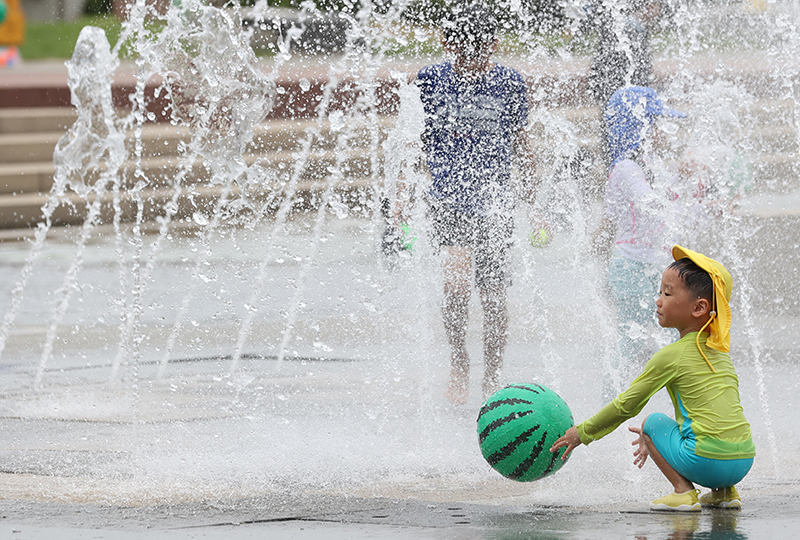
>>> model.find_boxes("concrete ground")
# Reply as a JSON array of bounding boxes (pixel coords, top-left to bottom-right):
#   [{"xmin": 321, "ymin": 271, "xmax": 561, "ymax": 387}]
[
  {"xmin": 0, "ymin": 210, "xmax": 798, "ymax": 540},
  {"xmin": 2, "ymin": 487, "xmax": 799, "ymax": 539}
]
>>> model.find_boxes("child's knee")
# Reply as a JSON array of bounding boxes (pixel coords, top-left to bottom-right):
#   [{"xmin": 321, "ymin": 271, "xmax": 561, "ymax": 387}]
[
  {"xmin": 642, "ymin": 413, "xmax": 656, "ymax": 432},
  {"xmin": 640, "ymin": 416, "xmax": 656, "ymax": 447},
  {"xmin": 642, "ymin": 412, "xmax": 672, "ymax": 439}
]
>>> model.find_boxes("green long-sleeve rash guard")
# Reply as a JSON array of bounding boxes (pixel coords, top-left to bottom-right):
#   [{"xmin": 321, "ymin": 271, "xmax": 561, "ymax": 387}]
[{"xmin": 577, "ymin": 332, "xmax": 756, "ymax": 460}]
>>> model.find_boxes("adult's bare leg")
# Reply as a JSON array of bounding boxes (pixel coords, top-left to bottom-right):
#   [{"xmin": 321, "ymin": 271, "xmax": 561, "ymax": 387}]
[
  {"xmin": 479, "ymin": 285, "xmax": 508, "ymax": 399},
  {"xmin": 442, "ymin": 246, "xmax": 472, "ymax": 404}
]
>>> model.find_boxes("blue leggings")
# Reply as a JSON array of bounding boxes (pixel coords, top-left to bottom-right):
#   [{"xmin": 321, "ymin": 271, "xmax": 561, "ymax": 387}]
[{"xmin": 643, "ymin": 413, "xmax": 753, "ymax": 489}]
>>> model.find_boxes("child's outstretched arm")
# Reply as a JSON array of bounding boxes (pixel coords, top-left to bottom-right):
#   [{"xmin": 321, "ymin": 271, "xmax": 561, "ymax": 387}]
[
  {"xmin": 514, "ymin": 128, "xmax": 539, "ymax": 206},
  {"xmin": 591, "ymin": 215, "xmax": 617, "ymax": 259},
  {"xmin": 515, "ymin": 127, "xmax": 551, "ymax": 244},
  {"xmin": 391, "ymin": 153, "xmax": 425, "ymax": 226},
  {"xmin": 550, "ymin": 426, "xmax": 582, "ymax": 460}
]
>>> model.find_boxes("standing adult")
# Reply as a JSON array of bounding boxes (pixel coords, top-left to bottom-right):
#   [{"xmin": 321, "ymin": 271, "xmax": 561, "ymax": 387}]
[
  {"xmin": 584, "ymin": 0, "xmax": 665, "ymax": 166},
  {"xmin": 587, "ymin": 0, "xmax": 661, "ymax": 106},
  {"xmin": 399, "ymin": 6, "xmax": 538, "ymax": 404}
]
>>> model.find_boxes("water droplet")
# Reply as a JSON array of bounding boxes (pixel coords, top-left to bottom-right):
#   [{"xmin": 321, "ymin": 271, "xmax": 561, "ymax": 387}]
[{"xmin": 192, "ymin": 212, "xmax": 209, "ymax": 226}]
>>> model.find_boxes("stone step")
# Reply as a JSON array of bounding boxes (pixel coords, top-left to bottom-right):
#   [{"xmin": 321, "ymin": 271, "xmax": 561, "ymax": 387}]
[
  {"xmin": 0, "ymin": 162, "xmax": 55, "ymax": 194},
  {"xmin": 0, "ymin": 176, "xmax": 375, "ymax": 229},
  {"xmin": 741, "ymin": 98, "xmax": 797, "ymax": 126},
  {"xmin": 751, "ymin": 125, "xmax": 799, "ymax": 155},
  {"xmin": 4, "ymin": 123, "xmax": 791, "ymax": 167},
  {"xmin": 751, "ymin": 153, "xmax": 800, "ymax": 192},
  {"xmin": 0, "ymin": 148, "xmax": 381, "ymax": 195},
  {"xmin": 0, "ymin": 108, "xmax": 77, "ymax": 134},
  {"xmin": 0, "ymin": 132, "xmax": 62, "ymax": 164},
  {"xmin": 0, "ymin": 99, "xmax": 798, "ymax": 230},
  {"xmin": 0, "ymin": 110, "xmax": 793, "ymax": 162},
  {"xmin": 0, "ymin": 144, "xmax": 796, "ymax": 221},
  {"xmin": 0, "ymin": 117, "xmax": 395, "ymax": 163}
]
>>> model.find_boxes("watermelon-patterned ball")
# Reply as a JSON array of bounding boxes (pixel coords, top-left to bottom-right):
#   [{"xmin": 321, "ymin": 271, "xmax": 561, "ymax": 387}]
[{"xmin": 477, "ymin": 383, "xmax": 574, "ymax": 482}]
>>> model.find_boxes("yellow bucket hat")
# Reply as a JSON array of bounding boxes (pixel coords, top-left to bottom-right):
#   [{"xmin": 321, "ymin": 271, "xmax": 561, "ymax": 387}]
[{"xmin": 672, "ymin": 245, "xmax": 732, "ymax": 372}]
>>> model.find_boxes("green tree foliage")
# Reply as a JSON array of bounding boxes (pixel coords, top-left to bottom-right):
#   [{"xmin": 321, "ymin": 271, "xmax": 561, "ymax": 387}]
[
  {"xmin": 84, "ymin": 0, "xmax": 112, "ymax": 15},
  {"xmin": 240, "ymin": 0, "xmax": 564, "ymax": 33},
  {"xmin": 403, "ymin": 0, "xmax": 565, "ymax": 33}
]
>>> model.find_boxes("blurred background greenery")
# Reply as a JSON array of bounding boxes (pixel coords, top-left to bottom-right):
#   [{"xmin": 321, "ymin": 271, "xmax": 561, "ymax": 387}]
[{"xmin": 19, "ymin": 0, "xmax": 569, "ymax": 60}]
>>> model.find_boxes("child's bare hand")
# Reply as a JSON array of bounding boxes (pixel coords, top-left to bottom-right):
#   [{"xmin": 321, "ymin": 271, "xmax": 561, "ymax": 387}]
[
  {"xmin": 550, "ymin": 426, "xmax": 582, "ymax": 461},
  {"xmin": 629, "ymin": 426, "xmax": 649, "ymax": 468}
]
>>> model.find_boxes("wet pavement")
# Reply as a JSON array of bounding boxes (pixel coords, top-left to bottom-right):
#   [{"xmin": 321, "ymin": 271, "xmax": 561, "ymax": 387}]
[
  {"xmin": 2, "ymin": 488, "xmax": 799, "ymax": 539},
  {"xmin": 0, "ymin": 212, "xmax": 797, "ymax": 539}
]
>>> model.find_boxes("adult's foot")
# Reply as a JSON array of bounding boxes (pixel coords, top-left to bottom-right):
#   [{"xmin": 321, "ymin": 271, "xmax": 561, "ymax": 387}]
[{"xmin": 445, "ymin": 365, "xmax": 469, "ymax": 405}]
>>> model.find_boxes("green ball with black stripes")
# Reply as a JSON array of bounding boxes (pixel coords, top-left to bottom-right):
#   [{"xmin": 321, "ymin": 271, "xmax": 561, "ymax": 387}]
[{"xmin": 477, "ymin": 383, "xmax": 574, "ymax": 482}]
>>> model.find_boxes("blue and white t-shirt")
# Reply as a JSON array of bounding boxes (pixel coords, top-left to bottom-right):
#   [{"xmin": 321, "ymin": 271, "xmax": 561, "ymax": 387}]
[
  {"xmin": 605, "ymin": 155, "xmax": 710, "ymax": 266},
  {"xmin": 416, "ymin": 62, "xmax": 529, "ymax": 217},
  {"xmin": 604, "ymin": 158, "xmax": 672, "ymax": 265}
]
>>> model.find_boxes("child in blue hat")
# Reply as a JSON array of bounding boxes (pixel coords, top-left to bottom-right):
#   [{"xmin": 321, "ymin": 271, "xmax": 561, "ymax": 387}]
[{"xmin": 593, "ymin": 86, "xmax": 694, "ymax": 399}]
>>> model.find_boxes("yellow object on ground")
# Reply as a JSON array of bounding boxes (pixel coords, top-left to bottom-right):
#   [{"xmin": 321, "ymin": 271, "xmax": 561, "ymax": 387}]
[
  {"xmin": 0, "ymin": 0, "xmax": 24, "ymax": 47},
  {"xmin": 528, "ymin": 228, "xmax": 550, "ymax": 248}
]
